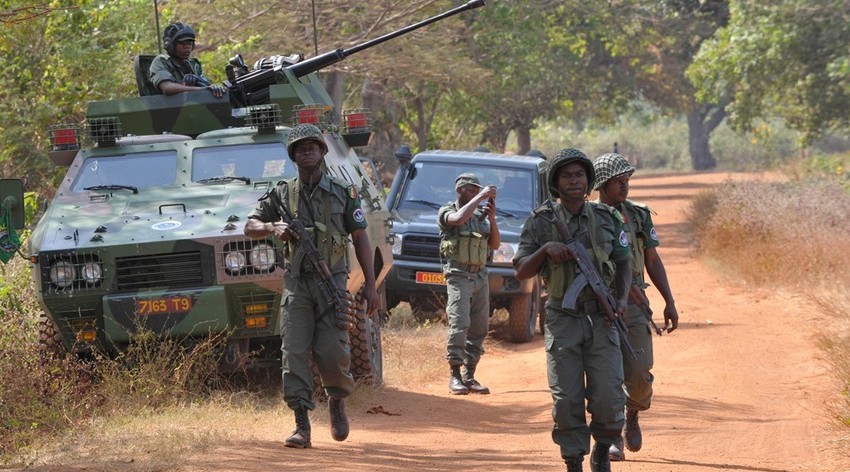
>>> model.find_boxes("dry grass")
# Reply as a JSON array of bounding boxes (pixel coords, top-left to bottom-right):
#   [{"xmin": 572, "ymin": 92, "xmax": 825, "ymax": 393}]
[{"xmin": 688, "ymin": 173, "xmax": 850, "ymax": 445}]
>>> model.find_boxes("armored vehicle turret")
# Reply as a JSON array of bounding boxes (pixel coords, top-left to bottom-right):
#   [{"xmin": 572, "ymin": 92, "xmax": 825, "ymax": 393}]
[{"xmin": 32, "ymin": 0, "xmax": 485, "ymax": 383}]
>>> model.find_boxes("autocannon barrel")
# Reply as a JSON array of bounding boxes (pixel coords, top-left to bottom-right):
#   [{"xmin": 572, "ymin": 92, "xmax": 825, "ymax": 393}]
[{"xmin": 286, "ymin": 0, "xmax": 485, "ymax": 78}]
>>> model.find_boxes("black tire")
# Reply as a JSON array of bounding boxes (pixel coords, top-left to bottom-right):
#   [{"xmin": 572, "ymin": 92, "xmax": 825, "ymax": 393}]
[
  {"xmin": 38, "ymin": 314, "xmax": 65, "ymax": 365},
  {"xmin": 508, "ymin": 279, "xmax": 540, "ymax": 343},
  {"xmin": 349, "ymin": 294, "xmax": 383, "ymax": 385}
]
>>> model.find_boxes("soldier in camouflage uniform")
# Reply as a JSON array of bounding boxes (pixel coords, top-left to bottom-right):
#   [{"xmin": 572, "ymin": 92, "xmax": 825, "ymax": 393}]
[
  {"xmin": 149, "ymin": 22, "xmax": 225, "ymax": 97},
  {"xmin": 438, "ymin": 173, "xmax": 500, "ymax": 395},
  {"xmin": 592, "ymin": 153, "xmax": 679, "ymax": 462},
  {"xmin": 244, "ymin": 123, "xmax": 379, "ymax": 449},
  {"xmin": 513, "ymin": 148, "xmax": 631, "ymax": 472}
]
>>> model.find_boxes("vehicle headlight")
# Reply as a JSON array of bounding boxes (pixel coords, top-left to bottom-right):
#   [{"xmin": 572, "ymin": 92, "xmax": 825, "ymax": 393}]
[
  {"xmin": 492, "ymin": 242, "xmax": 518, "ymax": 264},
  {"xmin": 250, "ymin": 242, "xmax": 277, "ymax": 271},
  {"xmin": 49, "ymin": 260, "xmax": 77, "ymax": 288},
  {"xmin": 391, "ymin": 233, "xmax": 402, "ymax": 255},
  {"xmin": 224, "ymin": 251, "xmax": 247, "ymax": 273},
  {"xmin": 81, "ymin": 261, "xmax": 103, "ymax": 285}
]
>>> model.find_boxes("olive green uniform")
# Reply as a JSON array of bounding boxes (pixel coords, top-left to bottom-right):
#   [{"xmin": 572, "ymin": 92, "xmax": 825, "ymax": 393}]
[
  {"xmin": 248, "ymin": 174, "xmax": 367, "ymax": 411},
  {"xmin": 598, "ymin": 198, "xmax": 659, "ymax": 412},
  {"xmin": 438, "ymin": 202, "xmax": 491, "ymax": 369},
  {"xmin": 514, "ymin": 201, "xmax": 630, "ymax": 459},
  {"xmin": 149, "ymin": 54, "xmax": 206, "ymax": 90}
]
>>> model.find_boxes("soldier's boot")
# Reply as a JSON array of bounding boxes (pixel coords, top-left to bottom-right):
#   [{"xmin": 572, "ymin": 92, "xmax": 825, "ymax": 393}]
[
  {"xmin": 564, "ymin": 456, "xmax": 584, "ymax": 472},
  {"xmin": 463, "ymin": 366, "xmax": 490, "ymax": 394},
  {"xmin": 624, "ymin": 408, "xmax": 642, "ymax": 452},
  {"xmin": 284, "ymin": 407, "xmax": 311, "ymax": 448},
  {"xmin": 449, "ymin": 366, "xmax": 469, "ymax": 395},
  {"xmin": 329, "ymin": 396, "xmax": 349, "ymax": 441},
  {"xmin": 589, "ymin": 441, "xmax": 611, "ymax": 472},
  {"xmin": 608, "ymin": 436, "xmax": 626, "ymax": 461}
]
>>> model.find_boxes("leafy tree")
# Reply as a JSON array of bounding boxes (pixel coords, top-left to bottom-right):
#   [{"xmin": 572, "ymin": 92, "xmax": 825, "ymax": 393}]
[{"xmin": 689, "ymin": 0, "xmax": 850, "ymax": 145}]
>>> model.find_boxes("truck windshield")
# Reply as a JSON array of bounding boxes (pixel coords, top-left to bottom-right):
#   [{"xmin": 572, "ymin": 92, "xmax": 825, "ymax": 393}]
[
  {"xmin": 191, "ymin": 143, "xmax": 296, "ymax": 182},
  {"xmin": 398, "ymin": 162, "xmax": 536, "ymax": 218},
  {"xmin": 71, "ymin": 151, "xmax": 178, "ymax": 192}
]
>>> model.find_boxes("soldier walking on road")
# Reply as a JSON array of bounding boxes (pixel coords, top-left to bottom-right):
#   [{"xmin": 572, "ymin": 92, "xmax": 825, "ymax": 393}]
[
  {"xmin": 513, "ymin": 148, "xmax": 631, "ymax": 472},
  {"xmin": 592, "ymin": 153, "xmax": 679, "ymax": 462},
  {"xmin": 438, "ymin": 173, "xmax": 500, "ymax": 395},
  {"xmin": 244, "ymin": 124, "xmax": 379, "ymax": 449}
]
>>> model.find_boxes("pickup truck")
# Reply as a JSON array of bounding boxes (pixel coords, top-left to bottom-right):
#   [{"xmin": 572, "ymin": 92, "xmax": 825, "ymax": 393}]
[{"xmin": 385, "ymin": 149, "xmax": 547, "ymax": 342}]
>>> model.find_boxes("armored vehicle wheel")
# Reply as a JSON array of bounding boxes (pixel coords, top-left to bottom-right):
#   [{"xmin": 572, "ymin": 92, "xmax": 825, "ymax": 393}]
[
  {"xmin": 38, "ymin": 314, "xmax": 65, "ymax": 365},
  {"xmin": 508, "ymin": 279, "xmax": 540, "ymax": 343},
  {"xmin": 350, "ymin": 292, "xmax": 383, "ymax": 385}
]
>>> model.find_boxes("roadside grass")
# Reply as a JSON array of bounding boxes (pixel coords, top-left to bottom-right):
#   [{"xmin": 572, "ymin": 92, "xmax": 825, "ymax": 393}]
[{"xmin": 687, "ymin": 169, "xmax": 850, "ymax": 443}]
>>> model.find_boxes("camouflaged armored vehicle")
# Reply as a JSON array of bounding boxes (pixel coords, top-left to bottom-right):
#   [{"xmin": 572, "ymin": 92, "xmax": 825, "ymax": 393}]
[{"xmin": 32, "ymin": 0, "xmax": 485, "ymax": 383}]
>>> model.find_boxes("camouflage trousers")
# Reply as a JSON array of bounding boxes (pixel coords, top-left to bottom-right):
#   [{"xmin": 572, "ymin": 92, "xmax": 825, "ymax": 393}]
[
  {"xmin": 622, "ymin": 302, "xmax": 654, "ymax": 411},
  {"xmin": 280, "ymin": 273, "xmax": 354, "ymax": 411},
  {"xmin": 545, "ymin": 302, "xmax": 625, "ymax": 459},
  {"xmin": 444, "ymin": 269, "xmax": 490, "ymax": 369}
]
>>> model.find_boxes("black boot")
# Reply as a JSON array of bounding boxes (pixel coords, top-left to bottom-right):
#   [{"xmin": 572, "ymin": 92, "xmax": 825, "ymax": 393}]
[
  {"xmin": 608, "ymin": 436, "xmax": 625, "ymax": 461},
  {"xmin": 589, "ymin": 441, "xmax": 611, "ymax": 472},
  {"xmin": 624, "ymin": 408, "xmax": 642, "ymax": 452},
  {"xmin": 449, "ymin": 366, "xmax": 469, "ymax": 395},
  {"xmin": 284, "ymin": 407, "xmax": 311, "ymax": 448},
  {"xmin": 564, "ymin": 455, "xmax": 583, "ymax": 472},
  {"xmin": 329, "ymin": 397, "xmax": 349, "ymax": 441},
  {"xmin": 463, "ymin": 366, "xmax": 490, "ymax": 394}
]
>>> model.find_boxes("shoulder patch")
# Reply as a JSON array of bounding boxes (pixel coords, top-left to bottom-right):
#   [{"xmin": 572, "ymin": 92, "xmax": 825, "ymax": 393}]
[
  {"xmin": 619, "ymin": 230, "xmax": 629, "ymax": 247},
  {"xmin": 649, "ymin": 227, "xmax": 659, "ymax": 241},
  {"xmin": 348, "ymin": 186, "xmax": 358, "ymax": 200},
  {"xmin": 353, "ymin": 208, "xmax": 365, "ymax": 223}
]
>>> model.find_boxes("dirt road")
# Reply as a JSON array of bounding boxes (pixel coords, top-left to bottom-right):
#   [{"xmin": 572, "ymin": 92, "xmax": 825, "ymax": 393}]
[{"xmin": 31, "ymin": 172, "xmax": 848, "ymax": 471}]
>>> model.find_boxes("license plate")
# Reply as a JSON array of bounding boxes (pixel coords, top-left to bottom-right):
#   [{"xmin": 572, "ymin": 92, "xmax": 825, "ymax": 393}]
[
  {"xmin": 415, "ymin": 271, "xmax": 446, "ymax": 285},
  {"xmin": 135, "ymin": 296, "xmax": 193, "ymax": 316}
]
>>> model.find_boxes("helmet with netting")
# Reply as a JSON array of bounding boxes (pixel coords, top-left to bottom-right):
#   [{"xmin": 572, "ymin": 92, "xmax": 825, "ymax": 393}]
[
  {"xmin": 547, "ymin": 148, "xmax": 594, "ymax": 197},
  {"xmin": 592, "ymin": 153, "xmax": 635, "ymax": 190},
  {"xmin": 287, "ymin": 124, "xmax": 328, "ymax": 158}
]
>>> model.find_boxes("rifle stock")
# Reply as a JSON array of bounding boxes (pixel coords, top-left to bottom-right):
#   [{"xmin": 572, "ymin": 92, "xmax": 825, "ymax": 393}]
[
  {"xmin": 266, "ymin": 185, "xmax": 356, "ymax": 330},
  {"xmin": 543, "ymin": 201, "xmax": 640, "ymax": 360}
]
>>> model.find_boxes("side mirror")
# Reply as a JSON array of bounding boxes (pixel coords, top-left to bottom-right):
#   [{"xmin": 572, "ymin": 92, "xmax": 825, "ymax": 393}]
[{"xmin": 0, "ymin": 179, "xmax": 25, "ymax": 229}]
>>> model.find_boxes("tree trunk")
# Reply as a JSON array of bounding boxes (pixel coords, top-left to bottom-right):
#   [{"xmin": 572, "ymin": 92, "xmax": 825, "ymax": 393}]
[
  {"xmin": 322, "ymin": 71, "xmax": 344, "ymax": 117},
  {"xmin": 686, "ymin": 100, "xmax": 726, "ymax": 171},
  {"xmin": 516, "ymin": 126, "xmax": 531, "ymax": 155},
  {"xmin": 360, "ymin": 78, "xmax": 403, "ymax": 182},
  {"xmin": 482, "ymin": 122, "xmax": 509, "ymax": 153}
]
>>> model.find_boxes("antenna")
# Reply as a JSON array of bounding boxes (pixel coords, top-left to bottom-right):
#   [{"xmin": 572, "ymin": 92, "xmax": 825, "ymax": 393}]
[
  {"xmin": 154, "ymin": 0, "xmax": 163, "ymax": 54},
  {"xmin": 311, "ymin": 0, "xmax": 319, "ymax": 56}
]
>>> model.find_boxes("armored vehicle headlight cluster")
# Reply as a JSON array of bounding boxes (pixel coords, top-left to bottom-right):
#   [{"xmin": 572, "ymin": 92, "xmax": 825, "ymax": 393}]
[
  {"xmin": 49, "ymin": 260, "xmax": 76, "ymax": 288},
  {"xmin": 224, "ymin": 251, "xmax": 247, "ymax": 273},
  {"xmin": 82, "ymin": 261, "xmax": 103, "ymax": 284},
  {"xmin": 250, "ymin": 242, "xmax": 276, "ymax": 271}
]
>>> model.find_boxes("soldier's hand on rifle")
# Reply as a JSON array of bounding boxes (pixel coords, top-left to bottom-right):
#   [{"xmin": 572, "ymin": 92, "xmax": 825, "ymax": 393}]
[
  {"xmin": 543, "ymin": 241, "xmax": 575, "ymax": 264},
  {"xmin": 615, "ymin": 297, "xmax": 629, "ymax": 321},
  {"xmin": 663, "ymin": 302, "xmax": 679, "ymax": 333},
  {"xmin": 182, "ymin": 74, "xmax": 201, "ymax": 86},
  {"xmin": 270, "ymin": 222, "xmax": 294, "ymax": 241}
]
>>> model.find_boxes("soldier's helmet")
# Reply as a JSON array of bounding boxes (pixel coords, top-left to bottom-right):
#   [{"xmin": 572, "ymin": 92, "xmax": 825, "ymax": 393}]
[
  {"xmin": 163, "ymin": 22, "xmax": 196, "ymax": 56},
  {"xmin": 287, "ymin": 123, "xmax": 328, "ymax": 158},
  {"xmin": 547, "ymin": 148, "xmax": 594, "ymax": 198},
  {"xmin": 592, "ymin": 153, "xmax": 635, "ymax": 190}
]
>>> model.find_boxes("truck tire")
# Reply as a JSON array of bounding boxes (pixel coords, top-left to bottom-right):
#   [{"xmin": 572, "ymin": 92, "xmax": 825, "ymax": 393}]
[
  {"xmin": 508, "ymin": 279, "xmax": 540, "ymax": 343},
  {"xmin": 38, "ymin": 314, "xmax": 65, "ymax": 365}
]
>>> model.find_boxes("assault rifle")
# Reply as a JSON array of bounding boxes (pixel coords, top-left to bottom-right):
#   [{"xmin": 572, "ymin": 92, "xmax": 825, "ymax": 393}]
[
  {"xmin": 542, "ymin": 200, "xmax": 640, "ymax": 360},
  {"xmin": 628, "ymin": 281, "xmax": 664, "ymax": 336},
  {"xmin": 266, "ymin": 184, "xmax": 357, "ymax": 331}
]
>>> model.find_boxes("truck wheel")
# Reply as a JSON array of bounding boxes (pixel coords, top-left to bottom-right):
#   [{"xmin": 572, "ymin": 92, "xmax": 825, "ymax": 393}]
[
  {"xmin": 508, "ymin": 280, "xmax": 540, "ymax": 343},
  {"xmin": 349, "ymin": 293, "xmax": 383, "ymax": 385},
  {"xmin": 38, "ymin": 314, "xmax": 65, "ymax": 365}
]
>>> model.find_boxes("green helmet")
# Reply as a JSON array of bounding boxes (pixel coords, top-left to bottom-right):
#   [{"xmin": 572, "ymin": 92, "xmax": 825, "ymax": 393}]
[
  {"xmin": 547, "ymin": 148, "xmax": 594, "ymax": 197},
  {"xmin": 592, "ymin": 153, "xmax": 634, "ymax": 190},
  {"xmin": 287, "ymin": 123, "xmax": 328, "ymax": 158}
]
